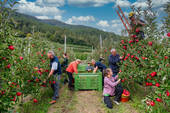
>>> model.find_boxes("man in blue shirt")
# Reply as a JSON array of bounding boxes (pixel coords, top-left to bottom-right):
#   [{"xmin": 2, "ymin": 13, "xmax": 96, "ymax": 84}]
[
  {"xmin": 92, "ymin": 59, "xmax": 107, "ymax": 86},
  {"xmin": 92, "ymin": 59, "xmax": 107, "ymax": 73},
  {"xmin": 109, "ymin": 49, "xmax": 123, "ymax": 77},
  {"xmin": 46, "ymin": 51, "xmax": 62, "ymax": 104}
]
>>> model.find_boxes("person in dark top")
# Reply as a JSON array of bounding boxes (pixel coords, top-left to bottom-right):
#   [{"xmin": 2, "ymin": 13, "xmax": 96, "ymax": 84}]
[
  {"xmin": 61, "ymin": 53, "xmax": 68, "ymax": 72},
  {"xmin": 92, "ymin": 59, "xmax": 107, "ymax": 86},
  {"xmin": 109, "ymin": 49, "xmax": 123, "ymax": 77},
  {"xmin": 129, "ymin": 12, "xmax": 145, "ymax": 39},
  {"xmin": 61, "ymin": 53, "xmax": 69, "ymax": 84},
  {"xmin": 45, "ymin": 50, "xmax": 62, "ymax": 104},
  {"xmin": 92, "ymin": 59, "xmax": 107, "ymax": 73}
]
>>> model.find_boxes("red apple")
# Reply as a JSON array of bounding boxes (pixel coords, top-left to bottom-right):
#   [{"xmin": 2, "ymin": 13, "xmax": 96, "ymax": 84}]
[
  {"xmin": 8, "ymin": 45, "xmax": 15, "ymax": 50},
  {"xmin": 148, "ymin": 41, "xmax": 153, "ymax": 46},
  {"xmin": 6, "ymin": 64, "xmax": 11, "ymax": 69},
  {"xmin": 19, "ymin": 56, "xmax": 23, "ymax": 60},
  {"xmin": 53, "ymin": 81, "xmax": 56, "ymax": 84},
  {"xmin": 136, "ymin": 28, "xmax": 140, "ymax": 33},
  {"xmin": 150, "ymin": 72, "xmax": 157, "ymax": 77},
  {"xmin": 155, "ymin": 83, "xmax": 160, "ymax": 87},
  {"xmin": 33, "ymin": 99, "xmax": 38, "ymax": 103},
  {"xmin": 16, "ymin": 92, "xmax": 22, "ymax": 96},
  {"xmin": 167, "ymin": 32, "xmax": 170, "ymax": 37},
  {"xmin": 132, "ymin": 35, "xmax": 137, "ymax": 38},
  {"xmin": 150, "ymin": 101, "xmax": 155, "ymax": 106},
  {"xmin": 164, "ymin": 56, "xmax": 168, "ymax": 60},
  {"xmin": 166, "ymin": 90, "xmax": 170, "ymax": 96},
  {"xmin": 156, "ymin": 98, "xmax": 162, "ymax": 102},
  {"xmin": 123, "ymin": 46, "xmax": 127, "ymax": 50}
]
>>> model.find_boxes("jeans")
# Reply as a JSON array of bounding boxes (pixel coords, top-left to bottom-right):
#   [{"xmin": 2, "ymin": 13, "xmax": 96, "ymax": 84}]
[
  {"xmin": 104, "ymin": 83, "xmax": 123, "ymax": 109},
  {"xmin": 114, "ymin": 83, "xmax": 123, "ymax": 102},
  {"xmin": 51, "ymin": 75, "xmax": 60, "ymax": 100},
  {"xmin": 67, "ymin": 72, "xmax": 74, "ymax": 88},
  {"xmin": 102, "ymin": 69, "xmax": 106, "ymax": 87},
  {"xmin": 104, "ymin": 96, "xmax": 113, "ymax": 109}
]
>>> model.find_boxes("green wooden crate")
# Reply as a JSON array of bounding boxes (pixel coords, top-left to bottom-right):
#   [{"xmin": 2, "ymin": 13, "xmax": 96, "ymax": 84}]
[
  {"xmin": 77, "ymin": 64, "xmax": 88, "ymax": 72},
  {"xmin": 74, "ymin": 72, "xmax": 102, "ymax": 91}
]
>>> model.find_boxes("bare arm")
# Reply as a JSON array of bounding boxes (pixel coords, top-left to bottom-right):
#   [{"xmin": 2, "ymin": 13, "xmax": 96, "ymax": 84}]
[
  {"xmin": 48, "ymin": 69, "xmax": 54, "ymax": 79},
  {"xmin": 93, "ymin": 66, "xmax": 98, "ymax": 73}
]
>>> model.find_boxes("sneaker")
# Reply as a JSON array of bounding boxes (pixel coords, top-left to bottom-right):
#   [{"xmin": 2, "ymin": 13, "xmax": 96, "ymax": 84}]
[
  {"xmin": 113, "ymin": 100, "xmax": 120, "ymax": 105},
  {"xmin": 49, "ymin": 100, "xmax": 56, "ymax": 104}
]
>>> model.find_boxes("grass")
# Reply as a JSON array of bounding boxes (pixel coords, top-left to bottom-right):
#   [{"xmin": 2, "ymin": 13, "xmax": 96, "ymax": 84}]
[
  {"xmin": 16, "ymin": 83, "xmax": 158, "ymax": 113},
  {"xmin": 16, "ymin": 84, "xmax": 77, "ymax": 113},
  {"xmin": 17, "ymin": 87, "xmax": 53, "ymax": 113},
  {"xmin": 49, "ymin": 86, "xmax": 77, "ymax": 113}
]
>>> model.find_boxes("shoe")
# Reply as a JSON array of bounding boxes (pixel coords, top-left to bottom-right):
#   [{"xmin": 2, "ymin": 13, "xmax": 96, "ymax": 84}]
[
  {"xmin": 69, "ymin": 87, "xmax": 74, "ymax": 91},
  {"xmin": 113, "ymin": 100, "xmax": 120, "ymax": 105},
  {"xmin": 49, "ymin": 100, "xmax": 56, "ymax": 104}
]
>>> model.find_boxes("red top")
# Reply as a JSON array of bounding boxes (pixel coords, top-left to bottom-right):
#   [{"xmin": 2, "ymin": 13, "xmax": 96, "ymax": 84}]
[{"xmin": 66, "ymin": 61, "xmax": 78, "ymax": 74}]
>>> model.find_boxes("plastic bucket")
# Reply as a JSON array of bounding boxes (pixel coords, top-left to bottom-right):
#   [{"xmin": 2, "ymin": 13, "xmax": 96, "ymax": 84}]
[{"xmin": 121, "ymin": 94, "xmax": 130, "ymax": 102}]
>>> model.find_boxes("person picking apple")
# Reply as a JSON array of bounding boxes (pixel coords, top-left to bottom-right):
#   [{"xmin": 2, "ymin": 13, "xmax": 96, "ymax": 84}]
[{"xmin": 44, "ymin": 50, "xmax": 62, "ymax": 104}]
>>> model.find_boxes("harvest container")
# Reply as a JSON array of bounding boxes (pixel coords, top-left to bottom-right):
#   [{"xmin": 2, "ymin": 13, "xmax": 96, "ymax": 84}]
[{"xmin": 74, "ymin": 64, "xmax": 102, "ymax": 91}]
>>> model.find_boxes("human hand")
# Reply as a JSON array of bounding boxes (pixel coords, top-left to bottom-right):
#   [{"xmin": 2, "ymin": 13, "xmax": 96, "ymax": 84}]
[
  {"xmin": 120, "ymin": 56, "xmax": 123, "ymax": 60},
  {"xmin": 117, "ymin": 79, "xmax": 121, "ymax": 83}
]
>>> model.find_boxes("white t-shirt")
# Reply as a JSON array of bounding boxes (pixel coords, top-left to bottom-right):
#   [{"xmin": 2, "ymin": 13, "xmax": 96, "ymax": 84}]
[{"xmin": 51, "ymin": 62, "xmax": 58, "ymax": 70}]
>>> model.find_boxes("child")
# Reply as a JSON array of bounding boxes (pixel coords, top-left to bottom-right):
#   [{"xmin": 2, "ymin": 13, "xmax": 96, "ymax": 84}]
[
  {"xmin": 86, "ymin": 63, "xmax": 94, "ymax": 72},
  {"xmin": 103, "ymin": 68, "xmax": 123, "ymax": 109}
]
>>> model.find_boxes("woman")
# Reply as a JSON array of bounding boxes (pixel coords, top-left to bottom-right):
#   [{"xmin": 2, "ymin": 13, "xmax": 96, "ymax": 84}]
[{"xmin": 103, "ymin": 68, "xmax": 123, "ymax": 109}]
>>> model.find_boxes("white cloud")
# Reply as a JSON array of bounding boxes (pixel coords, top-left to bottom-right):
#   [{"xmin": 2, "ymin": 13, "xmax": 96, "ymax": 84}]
[
  {"xmin": 66, "ymin": 16, "xmax": 95, "ymax": 24},
  {"xmin": 36, "ymin": 0, "xmax": 65, "ymax": 7},
  {"xmin": 95, "ymin": 19, "xmax": 125, "ymax": 34},
  {"xmin": 15, "ymin": 0, "xmax": 64, "ymax": 20},
  {"xmin": 36, "ymin": 16, "xmax": 49, "ymax": 19},
  {"xmin": 132, "ymin": 0, "xmax": 169, "ymax": 8},
  {"xmin": 132, "ymin": 1, "xmax": 147, "ymax": 8},
  {"xmin": 68, "ymin": 0, "xmax": 115, "ymax": 7},
  {"xmin": 115, "ymin": 0, "xmax": 131, "ymax": 7},
  {"xmin": 54, "ymin": 15, "xmax": 62, "ymax": 20},
  {"xmin": 152, "ymin": 0, "xmax": 169, "ymax": 7},
  {"xmin": 109, "ymin": 19, "xmax": 124, "ymax": 35},
  {"xmin": 97, "ymin": 20, "xmax": 109, "ymax": 27}
]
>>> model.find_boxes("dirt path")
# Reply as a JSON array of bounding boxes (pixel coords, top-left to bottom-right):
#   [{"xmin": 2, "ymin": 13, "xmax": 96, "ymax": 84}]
[
  {"xmin": 48, "ymin": 88, "xmax": 140, "ymax": 113},
  {"xmin": 71, "ymin": 91, "xmax": 105, "ymax": 113}
]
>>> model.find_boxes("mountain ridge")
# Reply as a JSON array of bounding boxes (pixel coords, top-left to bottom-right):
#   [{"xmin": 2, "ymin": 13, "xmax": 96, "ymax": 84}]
[{"xmin": 12, "ymin": 12, "xmax": 120, "ymax": 46}]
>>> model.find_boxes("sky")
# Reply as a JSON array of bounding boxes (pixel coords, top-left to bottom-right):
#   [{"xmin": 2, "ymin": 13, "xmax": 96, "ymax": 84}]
[{"xmin": 14, "ymin": 0, "xmax": 169, "ymax": 34}]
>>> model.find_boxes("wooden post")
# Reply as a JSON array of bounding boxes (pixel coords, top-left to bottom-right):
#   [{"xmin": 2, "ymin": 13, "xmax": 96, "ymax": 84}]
[
  {"xmin": 100, "ymin": 34, "xmax": 102, "ymax": 49},
  {"xmin": 64, "ymin": 35, "xmax": 67, "ymax": 53}
]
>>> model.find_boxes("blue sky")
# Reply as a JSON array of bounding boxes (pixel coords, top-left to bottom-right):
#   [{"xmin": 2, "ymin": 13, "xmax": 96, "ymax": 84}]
[{"xmin": 15, "ymin": 0, "xmax": 168, "ymax": 34}]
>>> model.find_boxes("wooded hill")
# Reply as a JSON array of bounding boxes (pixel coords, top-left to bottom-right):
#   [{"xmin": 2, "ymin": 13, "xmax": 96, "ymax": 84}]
[{"xmin": 12, "ymin": 12, "xmax": 120, "ymax": 46}]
